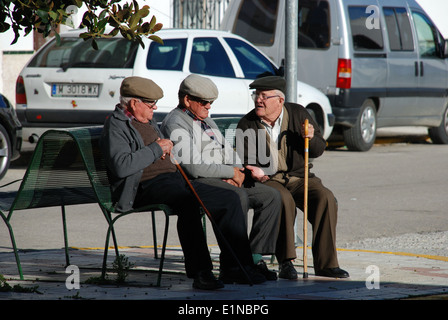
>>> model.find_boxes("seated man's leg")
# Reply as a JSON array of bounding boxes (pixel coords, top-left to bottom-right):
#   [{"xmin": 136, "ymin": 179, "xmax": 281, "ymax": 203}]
[
  {"xmin": 191, "ymin": 180, "xmax": 266, "ymax": 284},
  {"xmin": 244, "ymin": 182, "xmax": 282, "ymax": 255},
  {"xmin": 290, "ymin": 176, "xmax": 339, "ymax": 272},
  {"xmin": 264, "ymin": 180, "xmax": 297, "ymax": 263},
  {"xmin": 135, "ymin": 172, "xmax": 213, "ymax": 278},
  {"xmin": 190, "ymin": 180, "xmax": 253, "ymax": 270}
]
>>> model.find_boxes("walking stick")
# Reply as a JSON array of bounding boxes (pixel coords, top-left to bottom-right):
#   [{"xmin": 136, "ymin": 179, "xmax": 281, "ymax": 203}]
[
  {"xmin": 303, "ymin": 119, "xmax": 309, "ymax": 279},
  {"xmin": 170, "ymin": 154, "xmax": 253, "ymax": 285}
]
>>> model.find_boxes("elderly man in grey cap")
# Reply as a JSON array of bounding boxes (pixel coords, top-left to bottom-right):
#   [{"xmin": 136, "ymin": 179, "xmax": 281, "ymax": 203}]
[
  {"xmin": 100, "ymin": 76, "xmax": 266, "ymax": 290},
  {"xmin": 237, "ymin": 75, "xmax": 349, "ymax": 279},
  {"xmin": 161, "ymin": 74, "xmax": 282, "ymax": 282}
]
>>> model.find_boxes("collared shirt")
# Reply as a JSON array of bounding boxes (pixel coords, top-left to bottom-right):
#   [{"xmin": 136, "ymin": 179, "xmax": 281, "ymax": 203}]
[
  {"xmin": 118, "ymin": 104, "xmax": 135, "ymax": 120},
  {"xmin": 260, "ymin": 107, "xmax": 284, "ymax": 144}
]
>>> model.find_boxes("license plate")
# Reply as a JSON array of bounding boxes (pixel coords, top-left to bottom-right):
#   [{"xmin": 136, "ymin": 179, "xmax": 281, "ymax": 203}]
[{"xmin": 51, "ymin": 83, "xmax": 99, "ymax": 97}]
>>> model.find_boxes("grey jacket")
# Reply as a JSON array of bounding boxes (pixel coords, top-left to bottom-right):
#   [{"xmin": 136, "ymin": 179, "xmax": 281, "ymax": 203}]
[
  {"xmin": 161, "ymin": 106, "xmax": 242, "ymax": 179},
  {"xmin": 100, "ymin": 105, "xmax": 164, "ymax": 212}
]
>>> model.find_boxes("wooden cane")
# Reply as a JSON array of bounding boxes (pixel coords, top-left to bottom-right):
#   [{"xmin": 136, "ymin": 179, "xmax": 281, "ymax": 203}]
[{"xmin": 303, "ymin": 119, "xmax": 309, "ymax": 278}]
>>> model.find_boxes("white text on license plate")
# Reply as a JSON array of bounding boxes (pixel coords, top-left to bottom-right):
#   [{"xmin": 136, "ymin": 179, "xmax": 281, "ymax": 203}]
[{"xmin": 52, "ymin": 84, "xmax": 99, "ymax": 97}]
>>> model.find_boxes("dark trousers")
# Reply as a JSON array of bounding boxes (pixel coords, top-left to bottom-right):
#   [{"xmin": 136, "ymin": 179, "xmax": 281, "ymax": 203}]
[
  {"xmin": 195, "ymin": 178, "xmax": 281, "ymax": 255},
  {"xmin": 134, "ymin": 171, "xmax": 253, "ymax": 277},
  {"xmin": 265, "ymin": 176, "xmax": 339, "ymax": 271}
]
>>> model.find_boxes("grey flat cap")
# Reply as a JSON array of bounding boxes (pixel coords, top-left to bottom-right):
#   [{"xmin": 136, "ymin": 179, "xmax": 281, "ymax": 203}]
[{"xmin": 179, "ymin": 74, "xmax": 219, "ymax": 101}]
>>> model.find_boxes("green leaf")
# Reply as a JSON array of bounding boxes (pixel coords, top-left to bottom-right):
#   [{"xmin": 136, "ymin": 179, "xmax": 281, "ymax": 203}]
[
  {"xmin": 36, "ymin": 9, "xmax": 49, "ymax": 23},
  {"xmin": 149, "ymin": 15, "xmax": 156, "ymax": 30},
  {"xmin": 54, "ymin": 32, "xmax": 61, "ymax": 45},
  {"xmin": 149, "ymin": 35, "xmax": 163, "ymax": 45}
]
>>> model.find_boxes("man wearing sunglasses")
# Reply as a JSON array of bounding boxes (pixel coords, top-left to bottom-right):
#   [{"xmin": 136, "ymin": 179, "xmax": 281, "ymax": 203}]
[
  {"xmin": 161, "ymin": 74, "xmax": 282, "ymax": 283},
  {"xmin": 100, "ymin": 76, "xmax": 266, "ymax": 290}
]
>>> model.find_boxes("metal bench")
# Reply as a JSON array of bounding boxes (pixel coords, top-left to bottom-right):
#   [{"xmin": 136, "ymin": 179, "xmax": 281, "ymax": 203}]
[{"xmin": 0, "ymin": 127, "xmax": 174, "ymax": 286}]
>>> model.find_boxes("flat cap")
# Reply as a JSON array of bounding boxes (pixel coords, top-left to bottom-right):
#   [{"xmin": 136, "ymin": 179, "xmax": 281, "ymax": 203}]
[
  {"xmin": 179, "ymin": 74, "xmax": 219, "ymax": 101},
  {"xmin": 249, "ymin": 76, "xmax": 286, "ymax": 94},
  {"xmin": 120, "ymin": 76, "xmax": 163, "ymax": 101}
]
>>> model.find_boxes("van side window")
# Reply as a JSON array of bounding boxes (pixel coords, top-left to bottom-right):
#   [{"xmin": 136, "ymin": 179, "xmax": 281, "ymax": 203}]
[
  {"xmin": 298, "ymin": 0, "xmax": 330, "ymax": 49},
  {"xmin": 189, "ymin": 37, "xmax": 235, "ymax": 78},
  {"xmin": 348, "ymin": 6, "xmax": 384, "ymax": 51},
  {"xmin": 412, "ymin": 11, "xmax": 440, "ymax": 58},
  {"xmin": 232, "ymin": 0, "xmax": 279, "ymax": 46},
  {"xmin": 147, "ymin": 39, "xmax": 187, "ymax": 70},
  {"xmin": 384, "ymin": 7, "xmax": 414, "ymax": 51},
  {"xmin": 224, "ymin": 37, "xmax": 277, "ymax": 79}
]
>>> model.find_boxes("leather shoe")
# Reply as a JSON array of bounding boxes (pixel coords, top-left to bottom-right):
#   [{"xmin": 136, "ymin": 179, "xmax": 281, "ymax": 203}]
[
  {"xmin": 315, "ymin": 267, "xmax": 349, "ymax": 278},
  {"xmin": 255, "ymin": 260, "xmax": 277, "ymax": 280},
  {"xmin": 278, "ymin": 260, "xmax": 298, "ymax": 280},
  {"xmin": 193, "ymin": 270, "xmax": 224, "ymax": 290}
]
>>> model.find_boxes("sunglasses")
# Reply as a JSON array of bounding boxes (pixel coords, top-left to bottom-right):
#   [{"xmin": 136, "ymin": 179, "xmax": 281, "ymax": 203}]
[
  {"xmin": 189, "ymin": 95, "xmax": 213, "ymax": 106},
  {"xmin": 141, "ymin": 99, "xmax": 158, "ymax": 107}
]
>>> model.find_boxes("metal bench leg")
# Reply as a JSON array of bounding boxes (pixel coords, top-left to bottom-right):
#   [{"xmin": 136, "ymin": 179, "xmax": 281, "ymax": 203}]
[
  {"xmin": 1, "ymin": 211, "xmax": 24, "ymax": 280},
  {"xmin": 101, "ymin": 223, "xmax": 113, "ymax": 280},
  {"xmin": 100, "ymin": 210, "xmax": 120, "ymax": 280},
  {"xmin": 61, "ymin": 205, "xmax": 70, "ymax": 266},
  {"xmin": 157, "ymin": 212, "xmax": 170, "ymax": 287},
  {"xmin": 151, "ymin": 210, "xmax": 158, "ymax": 259}
]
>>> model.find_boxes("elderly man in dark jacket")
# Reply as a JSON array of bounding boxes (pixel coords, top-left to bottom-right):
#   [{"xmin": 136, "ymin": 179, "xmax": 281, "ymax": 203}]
[
  {"xmin": 100, "ymin": 76, "xmax": 266, "ymax": 290},
  {"xmin": 237, "ymin": 76, "xmax": 349, "ymax": 279}
]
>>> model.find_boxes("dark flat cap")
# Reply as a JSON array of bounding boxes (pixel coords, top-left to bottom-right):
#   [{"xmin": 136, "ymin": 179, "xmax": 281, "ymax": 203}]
[
  {"xmin": 120, "ymin": 76, "xmax": 163, "ymax": 101},
  {"xmin": 179, "ymin": 74, "xmax": 219, "ymax": 101},
  {"xmin": 249, "ymin": 76, "xmax": 286, "ymax": 94}
]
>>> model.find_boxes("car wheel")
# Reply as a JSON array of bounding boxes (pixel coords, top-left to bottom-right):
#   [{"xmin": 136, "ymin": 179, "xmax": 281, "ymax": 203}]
[
  {"xmin": 428, "ymin": 104, "xmax": 448, "ymax": 144},
  {"xmin": 0, "ymin": 124, "xmax": 12, "ymax": 180},
  {"xmin": 343, "ymin": 99, "xmax": 377, "ymax": 151}
]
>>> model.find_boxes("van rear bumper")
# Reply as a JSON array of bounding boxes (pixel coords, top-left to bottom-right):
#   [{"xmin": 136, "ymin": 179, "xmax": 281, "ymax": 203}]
[{"xmin": 328, "ymin": 88, "xmax": 386, "ymax": 127}]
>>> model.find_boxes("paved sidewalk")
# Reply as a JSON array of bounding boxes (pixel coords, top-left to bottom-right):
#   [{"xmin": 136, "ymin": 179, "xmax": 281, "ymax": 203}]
[{"xmin": 1, "ymin": 244, "xmax": 447, "ymax": 302}]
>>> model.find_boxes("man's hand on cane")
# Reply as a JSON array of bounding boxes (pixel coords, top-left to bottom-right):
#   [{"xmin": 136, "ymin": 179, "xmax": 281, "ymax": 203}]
[
  {"xmin": 156, "ymin": 138, "xmax": 173, "ymax": 160},
  {"xmin": 301, "ymin": 121, "xmax": 314, "ymax": 139}
]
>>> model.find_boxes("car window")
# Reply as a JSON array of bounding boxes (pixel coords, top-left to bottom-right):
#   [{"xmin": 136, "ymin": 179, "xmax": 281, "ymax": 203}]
[
  {"xmin": 189, "ymin": 37, "xmax": 235, "ymax": 77},
  {"xmin": 224, "ymin": 37, "xmax": 277, "ymax": 79},
  {"xmin": 231, "ymin": 0, "xmax": 279, "ymax": 46},
  {"xmin": 298, "ymin": 0, "xmax": 330, "ymax": 49},
  {"xmin": 147, "ymin": 38, "xmax": 187, "ymax": 70},
  {"xmin": 348, "ymin": 6, "xmax": 384, "ymax": 51},
  {"xmin": 28, "ymin": 37, "xmax": 138, "ymax": 69},
  {"xmin": 412, "ymin": 11, "xmax": 439, "ymax": 58},
  {"xmin": 384, "ymin": 7, "xmax": 414, "ymax": 51}
]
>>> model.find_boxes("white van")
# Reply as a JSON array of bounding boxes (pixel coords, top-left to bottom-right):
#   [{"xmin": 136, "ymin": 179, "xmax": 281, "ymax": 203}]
[
  {"xmin": 15, "ymin": 28, "xmax": 334, "ymax": 144},
  {"xmin": 221, "ymin": 0, "xmax": 448, "ymax": 151}
]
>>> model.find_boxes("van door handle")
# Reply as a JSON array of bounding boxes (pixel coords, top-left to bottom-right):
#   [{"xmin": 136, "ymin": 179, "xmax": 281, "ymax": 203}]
[
  {"xmin": 420, "ymin": 61, "xmax": 424, "ymax": 76},
  {"xmin": 415, "ymin": 61, "xmax": 419, "ymax": 76}
]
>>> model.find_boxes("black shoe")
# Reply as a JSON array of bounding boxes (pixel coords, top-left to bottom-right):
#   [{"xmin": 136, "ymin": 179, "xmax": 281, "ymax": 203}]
[
  {"xmin": 278, "ymin": 260, "xmax": 298, "ymax": 280},
  {"xmin": 193, "ymin": 270, "xmax": 224, "ymax": 290},
  {"xmin": 315, "ymin": 267, "xmax": 350, "ymax": 278},
  {"xmin": 219, "ymin": 265, "xmax": 266, "ymax": 284},
  {"xmin": 255, "ymin": 260, "xmax": 277, "ymax": 280}
]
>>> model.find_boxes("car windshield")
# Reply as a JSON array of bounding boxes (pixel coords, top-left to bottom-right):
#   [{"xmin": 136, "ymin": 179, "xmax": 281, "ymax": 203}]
[
  {"xmin": 28, "ymin": 36, "xmax": 139, "ymax": 69},
  {"xmin": 224, "ymin": 37, "xmax": 278, "ymax": 79}
]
